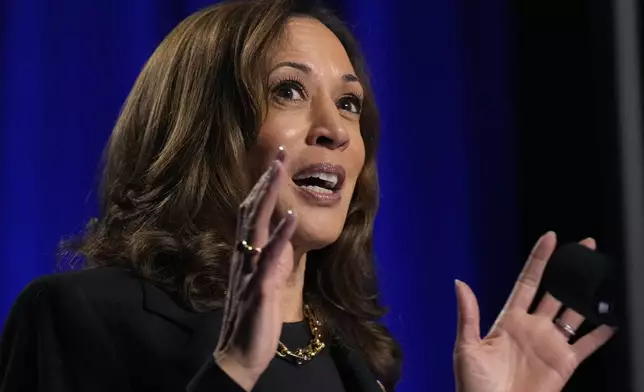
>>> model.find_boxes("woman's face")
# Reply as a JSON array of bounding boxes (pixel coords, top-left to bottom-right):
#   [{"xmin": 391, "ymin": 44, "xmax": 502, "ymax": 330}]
[{"xmin": 250, "ymin": 17, "xmax": 365, "ymax": 251}]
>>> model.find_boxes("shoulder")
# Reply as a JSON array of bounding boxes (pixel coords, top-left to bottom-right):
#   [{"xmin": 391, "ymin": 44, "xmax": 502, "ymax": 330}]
[
  {"xmin": 20, "ymin": 267, "xmax": 141, "ymax": 299},
  {"xmin": 13, "ymin": 267, "xmax": 144, "ymax": 318}
]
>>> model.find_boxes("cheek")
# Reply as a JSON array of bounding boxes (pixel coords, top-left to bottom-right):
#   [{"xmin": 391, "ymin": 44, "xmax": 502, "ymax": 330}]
[
  {"xmin": 256, "ymin": 125, "xmax": 285, "ymax": 153},
  {"xmin": 256, "ymin": 112, "xmax": 306, "ymax": 152},
  {"xmin": 251, "ymin": 118, "xmax": 302, "ymax": 175}
]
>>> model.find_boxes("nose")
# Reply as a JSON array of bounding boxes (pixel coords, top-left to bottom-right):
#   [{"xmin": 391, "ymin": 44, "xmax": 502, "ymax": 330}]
[{"xmin": 305, "ymin": 96, "xmax": 350, "ymax": 151}]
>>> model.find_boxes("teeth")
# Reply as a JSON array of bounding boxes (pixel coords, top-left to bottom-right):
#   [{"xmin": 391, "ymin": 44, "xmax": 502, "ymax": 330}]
[
  {"xmin": 300, "ymin": 185, "xmax": 333, "ymax": 194},
  {"xmin": 293, "ymin": 172, "xmax": 339, "ymax": 188}
]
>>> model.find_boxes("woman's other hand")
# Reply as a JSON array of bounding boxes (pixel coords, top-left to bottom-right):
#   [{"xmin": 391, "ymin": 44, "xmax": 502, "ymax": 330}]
[
  {"xmin": 214, "ymin": 148, "xmax": 297, "ymax": 391},
  {"xmin": 453, "ymin": 232, "xmax": 616, "ymax": 392}
]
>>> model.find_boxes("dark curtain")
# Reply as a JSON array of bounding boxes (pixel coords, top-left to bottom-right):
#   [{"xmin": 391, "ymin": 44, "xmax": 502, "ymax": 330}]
[{"xmin": 514, "ymin": 0, "xmax": 629, "ymax": 390}]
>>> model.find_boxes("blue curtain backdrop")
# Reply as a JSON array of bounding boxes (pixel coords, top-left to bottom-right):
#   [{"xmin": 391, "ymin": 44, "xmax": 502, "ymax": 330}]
[{"xmin": 0, "ymin": 0, "xmax": 518, "ymax": 390}]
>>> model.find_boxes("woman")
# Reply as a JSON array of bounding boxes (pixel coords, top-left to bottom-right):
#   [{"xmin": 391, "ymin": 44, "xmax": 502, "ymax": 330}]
[{"xmin": 0, "ymin": 0, "xmax": 615, "ymax": 391}]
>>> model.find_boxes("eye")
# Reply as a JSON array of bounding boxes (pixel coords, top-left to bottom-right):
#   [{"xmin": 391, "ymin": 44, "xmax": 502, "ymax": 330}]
[
  {"xmin": 272, "ymin": 79, "xmax": 306, "ymax": 102},
  {"xmin": 337, "ymin": 94, "xmax": 363, "ymax": 115}
]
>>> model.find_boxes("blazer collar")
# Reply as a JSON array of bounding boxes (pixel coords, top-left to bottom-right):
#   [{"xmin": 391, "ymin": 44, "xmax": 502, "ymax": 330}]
[
  {"xmin": 140, "ymin": 280, "xmax": 383, "ymax": 392},
  {"xmin": 141, "ymin": 279, "xmax": 205, "ymax": 332}
]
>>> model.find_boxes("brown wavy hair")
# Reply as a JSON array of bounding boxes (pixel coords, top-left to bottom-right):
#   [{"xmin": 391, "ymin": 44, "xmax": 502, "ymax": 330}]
[{"xmin": 63, "ymin": 0, "xmax": 401, "ymax": 388}]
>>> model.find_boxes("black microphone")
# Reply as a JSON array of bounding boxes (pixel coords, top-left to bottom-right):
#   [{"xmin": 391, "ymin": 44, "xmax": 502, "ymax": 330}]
[{"xmin": 541, "ymin": 243, "xmax": 621, "ymax": 327}]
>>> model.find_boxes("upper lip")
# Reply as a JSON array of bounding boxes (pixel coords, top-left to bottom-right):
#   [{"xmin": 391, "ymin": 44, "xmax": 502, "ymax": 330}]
[{"xmin": 291, "ymin": 163, "xmax": 346, "ymax": 191}]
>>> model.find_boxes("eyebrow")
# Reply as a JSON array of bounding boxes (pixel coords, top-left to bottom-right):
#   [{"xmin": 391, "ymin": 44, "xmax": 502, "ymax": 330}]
[{"xmin": 270, "ymin": 61, "xmax": 360, "ymax": 83}]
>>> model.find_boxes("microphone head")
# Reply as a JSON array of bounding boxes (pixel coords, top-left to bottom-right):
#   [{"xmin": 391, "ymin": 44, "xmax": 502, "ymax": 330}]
[{"xmin": 542, "ymin": 242, "xmax": 620, "ymax": 326}]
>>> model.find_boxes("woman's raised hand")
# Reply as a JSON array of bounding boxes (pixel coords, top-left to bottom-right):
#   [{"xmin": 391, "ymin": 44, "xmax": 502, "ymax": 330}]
[
  {"xmin": 453, "ymin": 232, "xmax": 616, "ymax": 392},
  {"xmin": 214, "ymin": 148, "xmax": 297, "ymax": 391}
]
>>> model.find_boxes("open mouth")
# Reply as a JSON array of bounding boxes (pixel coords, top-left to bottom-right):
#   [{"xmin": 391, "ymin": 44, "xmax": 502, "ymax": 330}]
[{"xmin": 291, "ymin": 163, "xmax": 345, "ymax": 194}]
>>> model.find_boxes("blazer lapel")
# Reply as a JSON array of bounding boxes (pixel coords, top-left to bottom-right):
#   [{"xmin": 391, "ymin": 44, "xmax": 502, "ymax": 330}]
[
  {"xmin": 330, "ymin": 341, "xmax": 385, "ymax": 392},
  {"xmin": 179, "ymin": 309, "xmax": 223, "ymax": 372},
  {"xmin": 141, "ymin": 279, "xmax": 205, "ymax": 332},
  {"xmin": 141, "ymin": 280, "xmax": 222, "ymax": 372}
]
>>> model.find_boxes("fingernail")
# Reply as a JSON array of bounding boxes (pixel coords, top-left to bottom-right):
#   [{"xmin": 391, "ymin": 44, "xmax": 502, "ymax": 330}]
[
  {"xmin": 540, "ymin": 231, "xmax": 556, "ymax": 242},
  {"xmin": 276, "ymin": 145, "xmax": 285, "ymax": 162},
  {"xmin": 532, "ymin": 231, "xmax": 554, "ymax": 249}
]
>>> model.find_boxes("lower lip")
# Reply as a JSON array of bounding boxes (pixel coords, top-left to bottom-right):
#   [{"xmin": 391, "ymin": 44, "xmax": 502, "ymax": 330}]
[{"xmin": 292, "ymin": 183, "xmax": 342, "ymax": 206}]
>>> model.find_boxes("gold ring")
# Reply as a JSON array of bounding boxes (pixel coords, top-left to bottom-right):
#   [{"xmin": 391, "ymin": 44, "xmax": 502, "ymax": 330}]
[{"xmin": 237, "ymin": 240, "xmax": 262, "ymax": 256}]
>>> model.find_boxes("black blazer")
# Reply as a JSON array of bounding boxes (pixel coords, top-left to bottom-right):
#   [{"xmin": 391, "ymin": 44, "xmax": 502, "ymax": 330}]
[{"xmin": 0, "ymin": 267, "xmax": 384, "ymax": 392}]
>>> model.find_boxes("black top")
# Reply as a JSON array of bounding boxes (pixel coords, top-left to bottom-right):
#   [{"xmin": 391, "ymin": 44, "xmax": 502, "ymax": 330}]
[
  {"xmin": 255, "ymin": 321, "xmax": 346, "ymax": 391},
  {"xmin": 0, "ymin": 267, "xmax": 384, "ymax": 392}
]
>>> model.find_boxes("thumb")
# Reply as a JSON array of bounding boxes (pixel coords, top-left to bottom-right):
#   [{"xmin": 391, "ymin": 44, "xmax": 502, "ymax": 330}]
[{"xmin": 455, "ymin": 279, "xmax": 481, "ymax": 346}]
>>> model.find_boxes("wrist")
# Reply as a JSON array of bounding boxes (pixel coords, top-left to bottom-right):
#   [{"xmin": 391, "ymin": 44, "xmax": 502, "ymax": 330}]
[{"xmin": 214, "ymin": 352, "xmax": 261, "ymax": 392}]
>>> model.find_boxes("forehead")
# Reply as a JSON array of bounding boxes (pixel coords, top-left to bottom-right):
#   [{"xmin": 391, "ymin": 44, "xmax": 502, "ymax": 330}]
[{"xmin": 269, "ymin": 17, "xmax": 355, "ymax": 73}]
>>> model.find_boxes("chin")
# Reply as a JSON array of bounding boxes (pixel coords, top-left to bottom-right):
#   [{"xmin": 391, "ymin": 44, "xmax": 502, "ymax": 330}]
[
  {"xmin": 290, "ymin": 219, "xmax": 344, "ymax": 252},
  {"xmin": 275, "ymin": 190, "xmax": 350, "ymax": 252}
]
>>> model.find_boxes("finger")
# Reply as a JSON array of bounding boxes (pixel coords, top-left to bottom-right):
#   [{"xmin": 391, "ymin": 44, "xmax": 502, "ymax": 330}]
[
  {"xmin": 573, "ymin": 325, "xmax": 616, "ymax": 362},
  {"xmin": 505, "ymin": 231, "xmax": 557, "ymax": 311},
  {"xmin": 237, "ymin": 146, "xmax": 286, "ymax": 237},
  {"xmin": 221, "ymin": 253, "xmax": 244, "ymax": 347},
  {"xmin": 544, "ymin": 237, "xmax": 593, "ymax": 338},
  {"xmin": 579, "ymin": 237, "xmax": 596, "ymax": 250},
  {"xmin": 555, "ymin": 308, "xmax": 585, "ymax": 342},
  {"xmin": 237, "ymin": 161, "xmax": 284, "ymax": 275},
  {"xmin": 454, "ymin": 280, "xmax": 481, "ymax": 345},
  {"xmin": 239, "ymin": 160, "xmax": 275, "ymax": 228},
  {"xmin": 533, "ymin": 237, "xmax": 593, "ymax": 319},
  {"xmin": 534, "ymin": 292, "xmax": 562, "ymax": 318},
  {"xmin": 244, "ymin": 146, "xmax": 286, "ymax": 221},
  {"xmin": 243, "ymin": 160, "xmax": 280, "ymax": 234},
  {"xmin": 219, "ymin": 285, "xmax": 238, "ymax": 347},
  {"xmin": 248, "ymin": 161, "xmax": 286, "ymax": 249},
  {"xmin": 234, "ymin": 162, "xmax": 277, "ymax": 276},
  {"xmin": 231, "ymin": 204, "xmax": 255, "ymax": 290},
  {"xmin": 252, "ymin": 210, "xmax": 297, "ymax": 295}
]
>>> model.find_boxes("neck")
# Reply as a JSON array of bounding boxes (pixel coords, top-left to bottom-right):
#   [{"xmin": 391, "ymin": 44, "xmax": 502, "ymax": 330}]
[{"xmin": 281, "ymin": 249, "xmax": 307, "ymax": 322}]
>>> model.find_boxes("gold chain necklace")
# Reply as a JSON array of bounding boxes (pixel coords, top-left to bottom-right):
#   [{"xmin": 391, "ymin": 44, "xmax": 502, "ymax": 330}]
[{"xmin": 275, "ymin": 305, "xmax": 325, "ymax": 365}]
